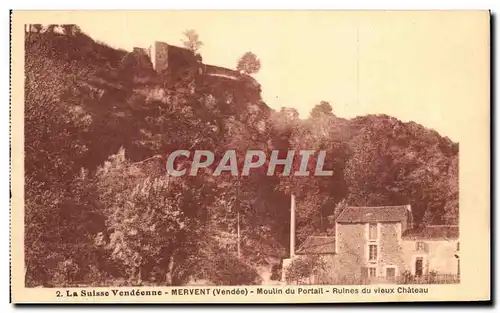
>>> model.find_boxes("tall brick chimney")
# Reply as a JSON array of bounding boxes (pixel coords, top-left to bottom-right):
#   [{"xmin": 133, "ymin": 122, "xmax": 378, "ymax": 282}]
[{"xmin": 290, "ymin": 194, "xmax": 296, "ymax": 258}]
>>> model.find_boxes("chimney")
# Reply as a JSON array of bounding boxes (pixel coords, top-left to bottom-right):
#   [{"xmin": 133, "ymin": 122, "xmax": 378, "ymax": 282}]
[
  {"xmin": 406, "ymin": 204, "xmax": 413, "ymax": 229},
  {"xmin": 290, "ymin": 194, "xmax": 296, "ymax": 258}
]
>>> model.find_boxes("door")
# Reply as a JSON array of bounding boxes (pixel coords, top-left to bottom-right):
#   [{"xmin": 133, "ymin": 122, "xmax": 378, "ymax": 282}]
[
  {"xmin": 415, "ymin": 257, "xmax": 423, "ymax": 277},
  {"xmin": 386, "ymin": 267, "xmax": 396, "ymax": 281}
]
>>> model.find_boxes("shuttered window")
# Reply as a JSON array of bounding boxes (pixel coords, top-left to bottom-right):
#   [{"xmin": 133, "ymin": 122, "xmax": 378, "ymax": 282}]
[
  {"xmin": 416, "ymin": 241, "xmax": 427, "ymax": 252},
  {"xmin": 361, "ymin": 267, "xmax": 368, "ymax": 278},
  {"xmin": 369, "ymin": 223, "xmax": 378, "ymax": 240},
  {"xmin": 369, "ymin": 244, "xmax": 378, "ymax": 261},
  {"xmin": 362, "ymin": 267, "xmax": 377, "ymax": 278},
  {"xmin": 368, "ymin": 267, "xmax": 377, "ymax": 277}
]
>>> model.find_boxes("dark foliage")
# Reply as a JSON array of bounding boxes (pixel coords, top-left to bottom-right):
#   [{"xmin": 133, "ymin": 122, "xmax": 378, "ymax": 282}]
[{"xmin": 24, "ymin": 31, "xmax": 458, "ymax": 287}]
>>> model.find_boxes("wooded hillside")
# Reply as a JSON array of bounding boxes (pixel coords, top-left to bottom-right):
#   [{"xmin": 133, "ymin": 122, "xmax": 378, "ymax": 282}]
[{"xmin": 24, "ymin": 30, "xmax": 458, "ymax": 287}]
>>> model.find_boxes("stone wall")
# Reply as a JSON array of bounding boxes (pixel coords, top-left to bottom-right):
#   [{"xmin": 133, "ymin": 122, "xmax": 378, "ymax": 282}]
[
  {"xmin": 330, "ymin": 223, "xmax": 367, "ymax": 279},
  {"xmin": 378, "ymin": 222, "xmax": 406, "ymax": 277},
  {"xmin": 166, "ymin": 44, "xmax": 198, "ymax": 75},
  {"xmin": 149, "ymin": 41, "xmax": 170, "ymax": 73},
  {"xmin": 327, "ymin": 222, "xmax": 407, "ymax": 279},
  {"xmin": 204, "ymin": 64, "xmax": 260, "ymax": 88},
  {"xmin": 204, "ymin": 64, "xmax": 241, "ymax": 79},
  {"xmin": 143, "ymin": 41, "xmax": 260, "ymax": 91}
]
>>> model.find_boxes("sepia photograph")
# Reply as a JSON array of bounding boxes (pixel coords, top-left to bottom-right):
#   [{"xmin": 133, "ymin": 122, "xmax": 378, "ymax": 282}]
[{"xmin": 10, "ymin": 10, "xmax": 490, "ymax": 303}]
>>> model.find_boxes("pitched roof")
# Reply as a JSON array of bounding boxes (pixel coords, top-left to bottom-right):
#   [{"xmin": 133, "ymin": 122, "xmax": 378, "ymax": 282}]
[
  {"xmin": 296, "ymin": 236, "xmax": 336, "ymax": 255},
  {"xmin": 402, "ymin": 225, "xmax": 459, "ymax": 240},
  {"xmin": 336, "ymin": 205, "xmax": 411, "ymax": 223}
]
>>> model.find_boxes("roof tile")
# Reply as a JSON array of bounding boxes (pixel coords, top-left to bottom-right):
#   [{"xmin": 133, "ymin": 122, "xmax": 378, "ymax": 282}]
[
  {"xmin": 336, "ymin": 205, "xmax": 411, "ymax": 223},
  {"xmin": 402, "ymin": 225, "xmax": 459, "ymax": 240}
]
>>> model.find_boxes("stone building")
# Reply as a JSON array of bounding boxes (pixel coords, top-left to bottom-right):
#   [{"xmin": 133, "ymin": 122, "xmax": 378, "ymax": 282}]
[
  {"xmin": 146, "ymin": 41, "xmax": 199, "ymax": 80},
  {"xmin": 401, "ymin": 225, "xmax": 459, "ymax": 277},
  {"xmin": 333, "ymin": 205, "xmax": 412, "ymax": 280},
  {"xmin": 133, "ymin": 41, "xmax": 260, "ymax": 88},
  {"xmin": 290, "ymin": 204, "xmax": 459, "ymax": 284}
]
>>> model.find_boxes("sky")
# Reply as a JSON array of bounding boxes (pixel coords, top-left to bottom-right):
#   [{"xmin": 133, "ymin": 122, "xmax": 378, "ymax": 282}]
[{"xmin": 37, "ymin": 11, "xmax": 489, "ymax": 141}]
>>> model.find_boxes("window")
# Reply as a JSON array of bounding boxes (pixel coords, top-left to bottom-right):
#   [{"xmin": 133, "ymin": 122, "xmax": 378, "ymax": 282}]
[
  {"xmin": 361, "ymin": 267, "xmax": 368, "ymax": 278},
  {"xmin": 386, "ymin": 267, "xmax": 396, "ymax": 278},
  {"xmin": 416, "ymin": 241, "xmax": 426, "ymax": 251},
  {"xmin": 368, "ymin": 244, "xmax": 378, "ymax": 261},
  {"xmin": 369, "ymin": 223, "xmax": 378, "ymax": 240},
  {"xmin": 362, "ymin": 267, "xmax": 378, "ymax": 279}
]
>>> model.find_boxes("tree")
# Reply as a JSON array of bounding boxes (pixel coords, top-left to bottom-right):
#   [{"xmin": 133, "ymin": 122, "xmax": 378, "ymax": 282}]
[
  {"xmin": 45, "ymin": 24, "xmax": 58, "ymax": 33},
  {"xmin": 23, "ymin": 27, "xmax": 460, "ymax": 288},
  {"xmin": 273, "ymin": 106, "xmax": 349, "ymax": 242},
  {"xmin": 285, "ymin": 256, "xmax": 325, "ymax": 284},
  {"xmin": 94, "ymin": 148, "xmax": 214, "ymax": 285},
  {"xmin": 29, "ymin": 24, "xmax": 43, "ymax": 33},
  {"xmin": 344, "ymin": 116, "xmax": 458, "ymax": 225},
  {"xmin": 61, "ymin": 24, "xmax": 82, "ymax": 36},
  {"xmin": 310, "ymin": 101, "xmax": 334, "ymax": 119},
  {"xmin": 236, "ymin": 52, "xmax": 261, "ymax": 75},
  {"xmin": 181, "ymin": 29, "xmax": 203, "ymax": 53}
]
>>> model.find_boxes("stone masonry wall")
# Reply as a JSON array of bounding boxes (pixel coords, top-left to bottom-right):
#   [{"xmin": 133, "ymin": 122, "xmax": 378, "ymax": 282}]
[
  {"xmin": 319, "ymin": 222, "xmax": 407, "ymax": 282},
  {"xmin": 326, "ymin": 223, "xmax": 367, "ymax": 281},
  {"xmin": 151, "ymin": 41, "xmax": 169, "ymax": 73},
  {"xmin": 378, "ymin": 222, "xmax": 407, "ymax": 277}
]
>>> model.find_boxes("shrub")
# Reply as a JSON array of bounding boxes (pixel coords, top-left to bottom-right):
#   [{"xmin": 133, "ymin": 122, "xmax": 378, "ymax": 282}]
[
  {"xmin": 211, "ymin": 254, "xmax": 262, "ymax": 286},
  {"xmin": 285, "ymin": 255, "xmax": 326, "ymax": 284}
]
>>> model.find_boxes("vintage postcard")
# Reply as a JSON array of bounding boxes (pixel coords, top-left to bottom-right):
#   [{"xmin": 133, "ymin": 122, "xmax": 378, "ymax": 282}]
[{"xmin": 10, "ymin": 10, "xmax": 490, "ymax": 303}]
